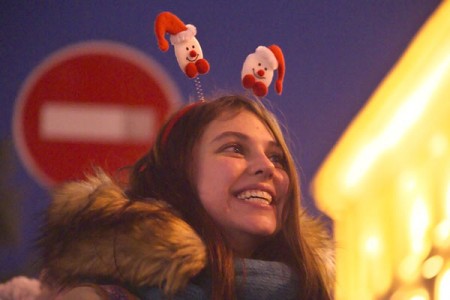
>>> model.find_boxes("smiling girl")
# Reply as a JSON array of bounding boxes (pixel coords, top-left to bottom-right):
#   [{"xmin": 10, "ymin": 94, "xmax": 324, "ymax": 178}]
[{"xmin": 38, "ymin": 95, "xmax": 334, "ymax": 299}]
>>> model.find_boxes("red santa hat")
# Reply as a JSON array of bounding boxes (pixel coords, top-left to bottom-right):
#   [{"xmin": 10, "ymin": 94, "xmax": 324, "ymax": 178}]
[
  {"xmin": 255, "ymin": 45, "xmax": 285, "ymax": 94},
  {"xmin": 154, "ymin": 11, "xmax": 197, "ymax": 52}
]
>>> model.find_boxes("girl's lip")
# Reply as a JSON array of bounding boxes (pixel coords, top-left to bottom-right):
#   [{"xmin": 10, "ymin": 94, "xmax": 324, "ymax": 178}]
[{"xmin": 234, "ymin": 184, "xmax": 276, "ymax": 204}]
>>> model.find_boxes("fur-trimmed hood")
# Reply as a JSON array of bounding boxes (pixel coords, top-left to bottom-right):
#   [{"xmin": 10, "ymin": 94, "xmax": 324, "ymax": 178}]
[{"xmin": 39, "ymin": 171, "xmax": 334, "ymax": 295}]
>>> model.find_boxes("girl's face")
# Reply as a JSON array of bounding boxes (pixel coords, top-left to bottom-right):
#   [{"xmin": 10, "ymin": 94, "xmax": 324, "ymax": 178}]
[{"xmin": 192, "ymin": 110, "xmax": 290, "ymax": 257}]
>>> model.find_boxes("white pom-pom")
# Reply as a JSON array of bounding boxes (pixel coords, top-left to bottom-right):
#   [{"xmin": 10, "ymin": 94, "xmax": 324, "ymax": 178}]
[{"xmin": 170, "ymin": 24, "xmax": 197, "ymax": 45}]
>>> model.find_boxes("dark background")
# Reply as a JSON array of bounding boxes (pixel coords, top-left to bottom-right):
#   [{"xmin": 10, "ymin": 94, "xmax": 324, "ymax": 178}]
[{"xmin": 0, "ymin": 1, "xmax": 441, "ymax": 279}]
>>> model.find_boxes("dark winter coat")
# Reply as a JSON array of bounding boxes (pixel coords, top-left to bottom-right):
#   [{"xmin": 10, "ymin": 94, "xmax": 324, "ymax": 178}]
[{"xmin": 38, "ymin": 171, "xmax": 334, "ymax": 299}]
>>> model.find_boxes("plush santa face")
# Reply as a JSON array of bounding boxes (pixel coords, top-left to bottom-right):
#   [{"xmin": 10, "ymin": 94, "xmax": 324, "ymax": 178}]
[
  {"xmin": 241, "ymin": 46, "xmax": 278, "ymax": 88},
  {"xmin": 173, "ymin": 37, "xmax": 204, "ymax": 72}
]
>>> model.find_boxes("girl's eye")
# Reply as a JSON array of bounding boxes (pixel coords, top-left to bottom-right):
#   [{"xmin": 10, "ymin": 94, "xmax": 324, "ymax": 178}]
[
  {"xmin": 269, "ymin": 153, "xmax": 286, "ymax": 169},
  {"xmin": 222, "ymin": 144, "xmax": 244, "ymax": 155}
]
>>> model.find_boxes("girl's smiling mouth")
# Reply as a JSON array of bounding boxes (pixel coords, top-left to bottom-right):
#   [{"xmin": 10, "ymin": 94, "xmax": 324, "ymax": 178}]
[{"xmin": 236, "ymin": 189, "xmax": 273, "ymax": 205}]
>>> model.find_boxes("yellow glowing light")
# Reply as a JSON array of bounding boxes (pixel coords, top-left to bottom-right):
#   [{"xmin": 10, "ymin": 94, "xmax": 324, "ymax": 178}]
[
  {"xmin": 410, "ymin": 295, "xmax": 428, "ymax": 300},
  {"xmin": 409, "ymin": 197, "xmax": 430, "ymax": 254},
  {"xmin": 364, "ymin": 235, "xmax": 381, "ymax": 256},
  {"xmin": 429, "ymin": 133, "xmax": 448, "ymax": 157},
  {"xmin": 399, "ymin": 173, "xmax": 418, "ymax": 193},
  {"xmin": 344, "ymin": 55, "xmax": 450, "ymax": 188},
  {"xmin": 433, "ymin": 219, "xmax": 450, "ymax": 249},
  {"xmin": 422, "ymin": 255, "xmax": 444, "ymax": 279},
  {"xmin": 344, "ymin": 141, "xmax": 378, "ymax": 189},
  {"xmin": 391, "ymin": 287, "xmax": 429, "ymax": 300},
  {"xmin": 398, "ymin": 255, "xmax": 421, "ymax": 283},
  {"xmin": 446, "ymin": 182, "xmax": 450, "ymax": 219},
  {"xmin": 311, "ymin": 1, "xmax": 450, "ymax": 299},
  {"xmin": 436, "ymin": 268, "xmax": 450, "ymax": 300}
]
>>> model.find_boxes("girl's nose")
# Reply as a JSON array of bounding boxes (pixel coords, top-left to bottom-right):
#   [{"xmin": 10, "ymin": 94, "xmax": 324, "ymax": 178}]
[{"xmin": 249, "ymin": 153, "xmax": 274, "ymax": 179}]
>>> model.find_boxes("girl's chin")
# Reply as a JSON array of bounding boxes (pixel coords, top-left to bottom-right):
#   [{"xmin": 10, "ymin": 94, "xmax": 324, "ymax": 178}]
[
  {"xmin": 239, "ymin": 226, "xmax": 279, "ymax": 242},
  {"xmin": 242, "ymin": 217, "xmax": 279, "ymax": 236}
]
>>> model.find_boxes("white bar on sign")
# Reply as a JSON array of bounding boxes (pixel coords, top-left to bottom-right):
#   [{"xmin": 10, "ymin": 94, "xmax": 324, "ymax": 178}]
[{"xmin": 40, "ymin": 102, "xmax": 155, "ymax": 143}]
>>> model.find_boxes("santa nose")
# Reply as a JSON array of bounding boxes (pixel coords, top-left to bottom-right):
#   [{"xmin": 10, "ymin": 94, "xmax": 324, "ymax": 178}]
[
  {"xmin": 257, "ymin": 69, "xmax": 265, "ymax": 77},
  {"xmin": 189, "ymin": 50, "xmax": 197, "ymax": 57}
]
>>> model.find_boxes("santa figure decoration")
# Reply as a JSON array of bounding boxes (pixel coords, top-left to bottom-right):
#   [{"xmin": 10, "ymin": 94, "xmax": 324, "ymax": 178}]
[
  {"xmin": 154, "ymin": 11, "xmax": 210, "ymax": 79},
  {"xmin": 241, "ymin": 45, "xmax": 285, "ymax": 97}
]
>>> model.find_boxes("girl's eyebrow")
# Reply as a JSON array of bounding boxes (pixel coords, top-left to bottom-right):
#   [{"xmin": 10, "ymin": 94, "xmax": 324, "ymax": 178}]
[
  {"xmin": 210, "ymin": 131, "xmax": 248, "ymax": 143},
  {"xmin": 211, "ymin": 131, "xmax": 281, "ymax": 149}
]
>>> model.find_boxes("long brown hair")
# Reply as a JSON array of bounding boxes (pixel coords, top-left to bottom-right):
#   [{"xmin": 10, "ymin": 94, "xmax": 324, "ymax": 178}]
[{"xmin": 127, "ymin": 95, "xmax": 331, "ymax": 299}]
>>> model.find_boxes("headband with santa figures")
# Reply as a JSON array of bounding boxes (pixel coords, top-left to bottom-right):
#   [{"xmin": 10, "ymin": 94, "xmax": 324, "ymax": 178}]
[
  {"xmin": 154, "ymin": 11, "xmax": 210, "ymax": 80},
  {"xmin": 154, "ymin": 11, "xmax": 285, "ymax": 99},
  {"xmin": 153, "ymin": 11, "xmax": 286, "ymax": 146},
  {"xmin": 241, "ymin": 45, "xmax": 285, "ymax": 97}
]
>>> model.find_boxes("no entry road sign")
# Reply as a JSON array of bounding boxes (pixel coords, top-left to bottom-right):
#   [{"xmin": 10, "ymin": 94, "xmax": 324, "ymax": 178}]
[{"xmin": 13, "ymin": 41, "xmax": 181, "ymax": 187}]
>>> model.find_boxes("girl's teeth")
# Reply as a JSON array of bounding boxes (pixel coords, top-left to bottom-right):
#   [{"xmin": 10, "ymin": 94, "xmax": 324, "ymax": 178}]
[
  {"xmin": 244, "ymin": 197, "xmax": 270, "ymax": 205},
  {"xmin": 237, "ymin": 190, "xmax": 272, "ymax": 204}
]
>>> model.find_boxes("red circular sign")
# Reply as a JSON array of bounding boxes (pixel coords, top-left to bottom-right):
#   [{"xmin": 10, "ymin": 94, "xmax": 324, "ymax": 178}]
[{"xmin": 13, "ymin": 41, "xmax": 181, "ymax": 187}]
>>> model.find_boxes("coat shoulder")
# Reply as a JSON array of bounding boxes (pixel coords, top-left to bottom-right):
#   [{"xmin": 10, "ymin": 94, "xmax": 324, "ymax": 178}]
[{"xmin": 40, "ymin": 170, "xmax": 207, "ymax": 296}]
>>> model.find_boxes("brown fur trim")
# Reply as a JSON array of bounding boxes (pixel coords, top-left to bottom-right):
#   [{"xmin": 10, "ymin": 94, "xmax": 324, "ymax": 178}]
[
  {"xmin": 39, "ymin": 170, "xmax": 207, "ymax": 295},
  {"xmin": 299, "ymin": 211, "xmax": 335, "ymax": 294}
]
